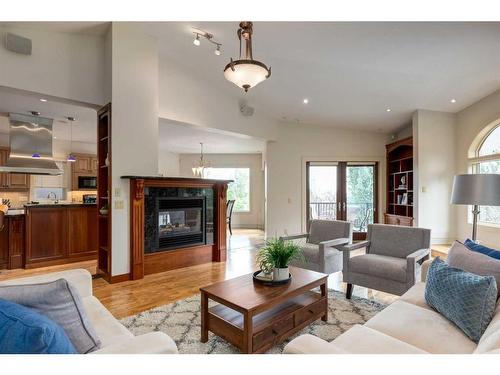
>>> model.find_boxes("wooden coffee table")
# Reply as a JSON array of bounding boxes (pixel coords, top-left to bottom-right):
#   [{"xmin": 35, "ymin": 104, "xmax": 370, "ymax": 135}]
[{"xmin": 200, "ymin": 267, "xmax": 328, "ymax": 353}]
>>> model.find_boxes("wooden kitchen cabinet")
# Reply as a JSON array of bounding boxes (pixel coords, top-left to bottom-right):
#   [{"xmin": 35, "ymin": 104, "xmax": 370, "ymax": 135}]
[
  {"xmin": 0, "ymin": 147, "xmax": 30, "ymax": 190},
  {"xmin": 25, "ymin": 208, "xmax": 68, "ymax": 266},
  {"xmin": 25, "ymin": 205, "xmax": 97, "ymax": 268},
  {"xmin": 68, "ymin": 206, "xmax": 98, "ymax": 257},
  {"xmin": 0, "ymin": 220, "xmax": 9, "ymax": 269},
  {"xmin": 71, "ymin": 154, "xmax": 98, "ymax": 190},
  {"xmin": 0, "ymin": 215, "xmax": 25, "ymax": 270}
]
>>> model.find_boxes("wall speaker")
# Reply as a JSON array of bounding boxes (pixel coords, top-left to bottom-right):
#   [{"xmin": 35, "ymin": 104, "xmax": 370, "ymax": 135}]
[
  {"xmin": 5, "ymin": 33, "xmax": 32, "ymax": 55},
  {"xmin": 239, "ymin": 102, "xmax": 255, "ymax": 117}
]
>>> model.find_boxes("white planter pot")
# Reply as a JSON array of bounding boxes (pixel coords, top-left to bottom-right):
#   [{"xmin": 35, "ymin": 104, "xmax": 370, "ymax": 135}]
[{"xmin": 273, "ymin": 267, "xmax": 289, "ymax": 281}]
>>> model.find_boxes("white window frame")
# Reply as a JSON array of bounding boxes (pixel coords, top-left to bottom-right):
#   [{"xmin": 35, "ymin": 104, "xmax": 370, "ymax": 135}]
[{"xmin": 468, "ymin": 123, "xmax": 500, "ymax": 227}]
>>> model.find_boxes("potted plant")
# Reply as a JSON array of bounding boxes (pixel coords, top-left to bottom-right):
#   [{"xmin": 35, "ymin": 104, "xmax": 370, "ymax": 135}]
[{"xmin": 256, "ymin": 238, "xmax": 301, "ymax": 281}]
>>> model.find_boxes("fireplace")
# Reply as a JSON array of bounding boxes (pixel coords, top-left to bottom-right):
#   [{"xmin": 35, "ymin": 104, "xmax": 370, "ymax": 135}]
[
  {"xmin": 125, "ymin": 176, "xmax": 230, "ymax": 279},
  {"xmin": 157, "ymin": 197, "xmax": 206, "ymax": 250}
]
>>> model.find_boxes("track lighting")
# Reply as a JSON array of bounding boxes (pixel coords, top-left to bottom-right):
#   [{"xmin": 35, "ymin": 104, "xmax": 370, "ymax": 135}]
[
  {"xmin": 193, "ymin": 34, "xmax": 201, "ymax": 46},
  {"xmin": 191, "ymin": 28, "xmax": 222, "ymax": 56}
]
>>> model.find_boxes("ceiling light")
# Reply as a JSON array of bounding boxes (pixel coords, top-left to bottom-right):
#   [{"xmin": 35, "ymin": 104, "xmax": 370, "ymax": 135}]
[
  {"xmin": 67, "ymin": 117, "xmax": 76, "ymax": 162},
  {"xmin": 303, "ymin": 98, "xmax": 309, "ymax": 104},
  {"xmin": 386, "ymin": 108, "xmax": 392, "ymax": 112},
  {"xmin": 451, "ymin": 99, "xmax": 457, "ymax": 103},
  {"xmin": 224, "ymin": 21, "xmax": 271, "ymax": 93},
  {"xmin": 192, "ymin": 143, "xmax": 209, "ymax": 177},
  {"xmin": 39, "ymin": 98, "xmax": 47, "ymax": 102},
  {"xmin": 214, "ymin": 44, "xmax": 221, "ymax": 56},
  {"xmin": 193, "ymin": 34, "xmax": 201, "ymax": 46}
]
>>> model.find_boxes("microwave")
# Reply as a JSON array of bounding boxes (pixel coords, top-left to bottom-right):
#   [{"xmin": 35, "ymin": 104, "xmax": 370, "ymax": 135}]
[{"xmin": 78, "ymin": 176, "xmax": 97, "ymax": 189}]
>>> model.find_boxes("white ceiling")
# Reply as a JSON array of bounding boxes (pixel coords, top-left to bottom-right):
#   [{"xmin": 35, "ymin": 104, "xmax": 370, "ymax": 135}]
[
  {"xmin": 140, "ymin": 22, "xmax": 500, "ymax": 132},
  {"xmin": 0, "ymin": 88, "xmax": 97, "ymax": 143},
  {"xmin": 159, "ymin": 119, "xmax": 266, "ymax": 154},
  {"xmin": 4, "ymin": 21, "xmax": 500, "ymax": 135}
]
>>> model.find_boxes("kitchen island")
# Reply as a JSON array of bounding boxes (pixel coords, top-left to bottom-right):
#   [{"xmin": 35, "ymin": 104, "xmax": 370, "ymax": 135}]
[{"xmin": 0, "ymin": 203, "xmax": 97, "ymax": 270}]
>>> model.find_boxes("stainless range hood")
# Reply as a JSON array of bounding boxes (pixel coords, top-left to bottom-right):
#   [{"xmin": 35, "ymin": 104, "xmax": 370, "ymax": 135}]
[{"xmin": 0, "ymin": 113, "xmax": 62, "ymax": 175}]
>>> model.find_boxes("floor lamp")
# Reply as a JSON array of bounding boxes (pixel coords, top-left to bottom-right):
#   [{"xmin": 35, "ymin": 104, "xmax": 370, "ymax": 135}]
[{"xmin": 451, "ymin": 174, "xmax": 500, "ymax": 242}]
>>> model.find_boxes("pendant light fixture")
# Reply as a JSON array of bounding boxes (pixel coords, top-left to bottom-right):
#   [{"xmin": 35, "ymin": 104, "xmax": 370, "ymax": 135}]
[
  {"xmin": 67, "ymin": 116, "xmax": 76, "ymax": 162},
  {"xmin": 192, "ymin": 142, "xmax": 209, "ymax": 177},
  {"xmin": 224, "ymin": 21, "xmax": 271, "ymax": 92}
]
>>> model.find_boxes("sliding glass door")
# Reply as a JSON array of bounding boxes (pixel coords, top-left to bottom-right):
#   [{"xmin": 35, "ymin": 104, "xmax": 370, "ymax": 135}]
[{"xmin": 307, "ymin": 162, "xmax": 378, "ymax": 240}]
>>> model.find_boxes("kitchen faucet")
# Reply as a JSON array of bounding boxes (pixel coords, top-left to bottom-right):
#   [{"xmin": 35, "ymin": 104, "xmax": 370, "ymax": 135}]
[{"xmin": 47, "ymin": 192, "xmax": 58, "ymax": 204}]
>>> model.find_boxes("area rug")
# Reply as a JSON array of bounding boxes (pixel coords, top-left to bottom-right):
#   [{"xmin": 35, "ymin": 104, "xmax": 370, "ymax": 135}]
[{"xmin": 120, "ymin": 289, "xmax": 386, "ymax": 354}]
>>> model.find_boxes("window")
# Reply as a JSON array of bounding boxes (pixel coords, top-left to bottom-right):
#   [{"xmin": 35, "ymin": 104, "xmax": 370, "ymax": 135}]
[
  {"xmin": 471, "ymin": 123, "xmax": 500, "ymax": 225},
  {"xmin": 203, "ymin": 167, "xmax": 250, "ymax": 212}
]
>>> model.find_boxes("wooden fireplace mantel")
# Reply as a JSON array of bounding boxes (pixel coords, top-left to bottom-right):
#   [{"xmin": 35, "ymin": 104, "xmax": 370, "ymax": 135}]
[{"xmin": 123, "ymin": 176, "xmax": 232, "ymax": 280}]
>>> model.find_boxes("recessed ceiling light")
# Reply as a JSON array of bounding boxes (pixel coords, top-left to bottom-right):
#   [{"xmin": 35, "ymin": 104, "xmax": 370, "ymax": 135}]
[
  {"xmin": 303, "ymin": 98, "xmax": 309, "ymax": 104},
  {"xmin": 450, "ymin": 99, "xmax": 457, "ymax": 103},
  {"xmin": 386, "ymin": 108, "xmax": 392, "ymax": 112},
  {"xmin": 39, "ymin": 98, "xmax": 47, "ymax": 102},
  {"xmin": 53, "ymin": 136, "xmax": 57, "ymax": 139}
]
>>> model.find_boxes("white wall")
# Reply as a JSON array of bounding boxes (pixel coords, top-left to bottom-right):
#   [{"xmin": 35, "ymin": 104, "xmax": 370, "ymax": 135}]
[
  {"xmin": 178, "ymin": 153, "xmax": 265, "ymax": 229},
  {"xmin": 110, "ymin": 23, "xmax": 159, "ymax": 276},
  {"xmin": 159, "ymin": 58, "xmax": 280, "ymax": 141},
  {"xmin": 266, "ymin": 123, "xmax": 388, "ymax": 237},
  {"xmin": 413, "ymin": 110, "xmax": 457, "ymax": 244},
  {"xmin": 158, "ymin": 150, "xmax": 180, "ymax": 176},
  {"xmin": 455, "ymin": 89, "xmax": 500, "ymax": 248},
  {"xmin": 0, "ymin": 25, "xmax": 105, "ymax": 105}
]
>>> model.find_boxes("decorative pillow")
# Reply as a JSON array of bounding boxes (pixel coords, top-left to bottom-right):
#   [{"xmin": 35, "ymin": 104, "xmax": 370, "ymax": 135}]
[
  {"xmin": 447, "ymin": 241, "xmax": 500, "ymax": 297},
  {"xmin": 0, "ymin": 298, "xmax": 76, "ymax": 354},
  {"xmin": 425, "ymin": 257, "xmax": 497, "ymax": 343},
  {"xmin": 0, "ymin": 278, "xmax": 101, "ymax": 353},
  {"xmin": 464, "ymin": 239, "xmax": 500, "ymax": 260}
]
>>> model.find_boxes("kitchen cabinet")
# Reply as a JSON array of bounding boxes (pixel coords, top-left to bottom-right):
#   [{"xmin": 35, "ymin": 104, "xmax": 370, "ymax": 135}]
[
  {"xmin": 73, "ymin": 154, "xmax": 98, "ymax": 174},
  {"xmin": 71, "ymin": 154, "xmax": 98, "ymax": 190},
  {"xmin": 0, "ymin": 215, "xmax": 25, "ymax": 270},
  {"xmin": 68, "ymin": 206, "xmax": 98, "ymax": 257},
  {"xmin": 25, "ymin": 205, "xmax": 97, "ymax": 268},
  {"xmin": 0, "ymin": 147, "xmax": 30, "ymax": 190},
  {"xmin": 0, "ymin": 220, "xmax": 8, "ymax": 269}
]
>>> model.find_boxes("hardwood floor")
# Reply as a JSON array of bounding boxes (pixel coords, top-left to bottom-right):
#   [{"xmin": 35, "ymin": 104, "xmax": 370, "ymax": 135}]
[
  {"xmin": 0, "ymin": 229, "xmax": 400, "ymax": 319},
  {"xmin": 93, "ymin": 229, "xmax": 399, "ymax": 319}
]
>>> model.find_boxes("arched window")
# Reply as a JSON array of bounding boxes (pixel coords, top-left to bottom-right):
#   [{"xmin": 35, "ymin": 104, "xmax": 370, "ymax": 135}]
[{"xmin": 470, "ymin": 123, "xmax": 500, "ymax": 225}]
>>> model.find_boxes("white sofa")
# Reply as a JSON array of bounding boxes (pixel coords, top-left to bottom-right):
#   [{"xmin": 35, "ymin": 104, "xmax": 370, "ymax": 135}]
[
  {"xmin": 284, "ymin": 260, "xmax": 500, "ymax": 354},
  {"xmin": 0, "ymin": 269, "xmax": 178, "ymax": 354}
]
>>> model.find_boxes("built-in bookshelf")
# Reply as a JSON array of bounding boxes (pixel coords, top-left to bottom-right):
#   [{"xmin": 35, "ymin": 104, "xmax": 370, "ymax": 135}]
[
  {"xmin": 97, "ymin": 103, "xmax": 112, "ymax": 280},
  {"xmin": 385, "ymin": 137, "xmax": 414, "ymax": 226}
]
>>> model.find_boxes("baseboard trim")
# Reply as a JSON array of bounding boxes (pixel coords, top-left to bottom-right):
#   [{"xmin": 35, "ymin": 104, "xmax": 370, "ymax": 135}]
[
  {"xmin": 109, "ymin": 273, "xmax": 131, "ymax": 284},
  {"xmin": 233, "ymin": 224, "xmax": 264, "ymax": 230}
]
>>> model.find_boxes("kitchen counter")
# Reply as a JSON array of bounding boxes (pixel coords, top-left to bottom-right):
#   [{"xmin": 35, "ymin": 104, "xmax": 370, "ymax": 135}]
[{"xmin": 24, "ymin": 203, "xmax": 97, "ymax": 208}]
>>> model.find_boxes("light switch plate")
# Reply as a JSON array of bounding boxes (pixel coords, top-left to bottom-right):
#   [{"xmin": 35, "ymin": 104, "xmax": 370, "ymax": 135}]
[
  {"xmin": 115, "ymin": 200, "xmax": 124, "ymax": 209},
  {"xmin": 114, "ymin": 188, "xmax": 121, "ymax": 197}
]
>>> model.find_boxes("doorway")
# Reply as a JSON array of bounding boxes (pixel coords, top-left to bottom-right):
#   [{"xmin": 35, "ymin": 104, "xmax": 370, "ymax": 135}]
[{"xmin": 306, "ymin": 161, "xmax": 378, "ymax": 240}]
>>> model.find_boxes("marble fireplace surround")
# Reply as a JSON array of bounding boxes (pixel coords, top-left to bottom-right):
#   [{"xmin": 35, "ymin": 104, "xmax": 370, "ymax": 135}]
[{"xmin": 122, "ymin": 176, "xmax": 232, "ymax": 280}]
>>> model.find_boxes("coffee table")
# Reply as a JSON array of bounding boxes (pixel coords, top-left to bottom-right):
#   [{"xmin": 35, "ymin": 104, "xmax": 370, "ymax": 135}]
[{"xmin": 200, "ymin": 266, "xmax": 328, "ymax": 353}]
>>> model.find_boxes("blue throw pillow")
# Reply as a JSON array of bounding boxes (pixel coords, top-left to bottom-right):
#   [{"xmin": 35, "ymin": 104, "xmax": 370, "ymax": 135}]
[
  {"xmin": 464, "ymin": 239, "xmax": 500, "ymax": 260},
  {"xmin": 425, "ymin": 258, "xmax": 497, "ymax": 343},
  {"xmin": 0, "ymin": 298, "xmax": 76, "ymax": 354}
]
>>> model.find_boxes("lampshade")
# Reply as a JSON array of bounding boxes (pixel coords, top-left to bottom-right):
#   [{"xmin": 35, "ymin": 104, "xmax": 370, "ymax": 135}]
[
  {"xmin": 451, "ymin": 174, "xmax": 500, "ymax": 206},
  {"xmin": 223, "ymin": 60, "xmax": 270, "ymax": 92}
]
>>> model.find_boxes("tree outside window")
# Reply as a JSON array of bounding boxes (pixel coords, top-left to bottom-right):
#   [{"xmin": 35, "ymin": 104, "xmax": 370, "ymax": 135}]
[{"xmin": 204, "ymin": 167, "xmax": 250, "ymax": 212}]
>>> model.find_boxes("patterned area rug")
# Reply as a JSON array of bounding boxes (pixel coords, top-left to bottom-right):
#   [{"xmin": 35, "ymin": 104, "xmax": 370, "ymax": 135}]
[{"xmin": 120, "ymin": 289, "xmax": 386, "ymax": 354}]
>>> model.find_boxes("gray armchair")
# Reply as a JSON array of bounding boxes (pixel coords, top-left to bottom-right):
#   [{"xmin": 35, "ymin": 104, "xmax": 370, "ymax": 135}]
[
  {"xmin": 340, "ymin": 224, "xmax": 431, "ymax": 298},
  {"xmin": 280, "ymin": 219, "xmax": 353, "ymax": 274}
]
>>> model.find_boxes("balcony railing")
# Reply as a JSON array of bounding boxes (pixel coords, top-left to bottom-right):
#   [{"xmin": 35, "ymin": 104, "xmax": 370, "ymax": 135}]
[{"xmin": 309, "ymin": 202, "xmax": 374, "ymax": 232}]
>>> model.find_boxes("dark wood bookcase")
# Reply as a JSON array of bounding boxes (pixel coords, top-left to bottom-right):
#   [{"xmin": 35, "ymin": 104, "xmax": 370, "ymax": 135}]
[
  {"xmin": 97, "ymin": 103, "xmax": 112, "ymax": 280},
  {"xmin": 384, "ymin": 137, "xmax": 414, "ymax": 226}
]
